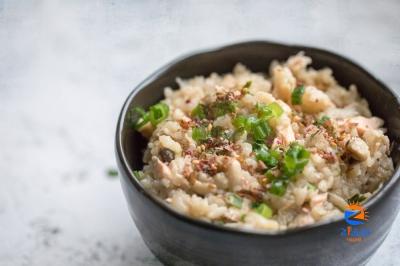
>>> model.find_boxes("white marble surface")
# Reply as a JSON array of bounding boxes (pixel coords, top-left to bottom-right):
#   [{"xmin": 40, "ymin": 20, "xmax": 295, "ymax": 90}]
[{"xmin": 1, "ymin": 1, "xmax": 399, "ymax": 265}]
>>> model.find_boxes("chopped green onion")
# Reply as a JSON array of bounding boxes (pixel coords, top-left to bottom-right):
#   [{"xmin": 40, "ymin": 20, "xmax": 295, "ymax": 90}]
[
  {"xmin": 240, "ymin": 214, "xmax": 247, "ymax": 222},
  {"xmin": 106, "ymin": 168, "xmax": 118, "ymax": 177},
  {"xmin": 252, "ymin": 119, "xmax": 272, "ymax": 142},
  {"xmin": 291, "ymin": 85, "xmax": 305, "ymax": 105},
  {"xmin": 265, "ymin": 169, "xmax": 278, "ymax": 180},
  {"xmin": 243, "ymin": 80, "xmax": 252, "ymax": 89},
  {"xmin": 211, "ymin": 126, "xmax": 224, "ymax": 138},
  {"xmin": 314, "ymin": 115, "xmax": 330, "ymax": 126},
  {"xmin": 268, "ymin": 102, "xmax": 284, "ymax": 117},
  {"xmin": 232, "ymin": 128, "xmax": 246, "ymax": 142},
  {"xmin": 223, "ymin": 131, "xmax": 233, "ymax": 140},
  {"xmin": 233, "ymin": 115, "xmax": 259, "ymax": 132},
  {"xmin": 254, "ymin": 144, "xmax": 280, "ymax": 167},
  {"xmin": 269, "ymin": 179, "xmax": 287, "ymax": 196},
  {"xmin": 264, "ymin": 143, "xmax": 310, "ymax": 197},
  {"xmin": 227, "ymin": 193, "xmax": 243, "ymax": 209},
  {"xmin": 307, "ymin": 183, "xmax": 317, "ymax": 191},
  {"xmin": 256, "ymin": 103, "xmax": 274, "ymax": 120},
  {"xmin": 282, "ymin": 143, "xmax": 310, "ymax": 178},
  {"xmin": 128, "ymin": 107, "xmax": 150, "ymax": 130},
  {"xmin": 254, "ymin": 203, "xmax": 273, "ymax": 218},
  {"xmin": 210, "ymin": 101, "xmax": 237, "ymax": 118},
  {"xmin": 256, "ymin": 102, "xmax": 284, "ymax": 120},
  {"xmin": 132, "ymin": 170, "xmax": 144, "ymax": 180},
  {"xmin": 245, "ymin": 116, "xmax": 259, "ymax": 130},
  {"xmin": 210, "ymin": 126, "xmax": 232, "ymax": 140},
  {"xmin": 192, "ymin": 126, "xmax": 210, "ymax": 143},
  {"xmin": 233, "ymin": 115, "xmax": 247, "ymax": 129},
  {"xmin": 149, "ymin": 102, "xmax": 169, "ymax": 126},
  {"xmin": 191, "ymin": 104, "xmax": 207, "ymax": 119},
  {"xmin": 233, "ymin": 111, "xmax": 274, "ymax": 143},
  {"xmin": 242, "ymin": 81, "xmax": 252, "ymax": 94},
  {"xmin": 347, "ymin": 194, "xmax": 366, "ymax": 204}
]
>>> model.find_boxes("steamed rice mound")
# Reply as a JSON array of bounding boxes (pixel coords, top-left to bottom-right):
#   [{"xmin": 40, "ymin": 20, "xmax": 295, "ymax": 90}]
[{"xmin": 137, "ymin": 53, "xmax": 393, "ymax": 232}]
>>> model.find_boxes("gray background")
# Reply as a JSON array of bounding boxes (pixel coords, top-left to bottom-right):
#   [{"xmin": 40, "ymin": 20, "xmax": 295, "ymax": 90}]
[{"xmin": 1, "ymin": 0, "xmax": 399, "ymax": 265}]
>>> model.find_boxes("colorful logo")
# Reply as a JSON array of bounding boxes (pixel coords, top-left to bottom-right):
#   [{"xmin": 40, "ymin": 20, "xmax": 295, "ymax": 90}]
[
  {"xmin": 344, "ymin": 203, "xmax": 369, "ymax": 225},
  {"xmin": 340, "ymin": 202, "xmax": 371, "ymax": 243}
]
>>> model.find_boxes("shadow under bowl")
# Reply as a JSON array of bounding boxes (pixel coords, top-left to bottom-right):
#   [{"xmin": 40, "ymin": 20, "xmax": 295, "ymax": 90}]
[{"xmin": 116, "ymin": 41, "xmax": 400, "ymax": 266}]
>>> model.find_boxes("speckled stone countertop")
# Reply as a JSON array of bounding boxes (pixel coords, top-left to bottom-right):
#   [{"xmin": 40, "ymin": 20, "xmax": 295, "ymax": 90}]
[{"xmin": 1, "ymin": 1, "xmax": 399, "ymax": 265}]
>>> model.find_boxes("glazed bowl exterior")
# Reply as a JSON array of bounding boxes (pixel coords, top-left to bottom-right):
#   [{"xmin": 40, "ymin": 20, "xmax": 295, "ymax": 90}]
[{"xmin": 116, "ymin": 41, "xmax": 400, "ymax": 266}]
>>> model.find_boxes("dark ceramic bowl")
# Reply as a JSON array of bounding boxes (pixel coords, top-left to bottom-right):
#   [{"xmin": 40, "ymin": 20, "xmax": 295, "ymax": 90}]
[{"xmin": 116, "ymin": 41, "xmax": 400, "ymax": 266}]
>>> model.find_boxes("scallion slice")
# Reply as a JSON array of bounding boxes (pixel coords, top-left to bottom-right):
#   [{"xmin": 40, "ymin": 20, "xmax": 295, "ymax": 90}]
[
  {"xmin": 314, "ymin": 115, "xmax": 330, "ymax": 126},
  {"xmin": 210, "ymin": 101, "xmax": 237, "ymax": 118},
  {"xmin": 347, "ymin": 194, "xmax": 367, "ymax": 203},
  {"xmin": 132, "ymin": 170, "xmax": 144, "ymax": 180},
  {"xmin": 128, "ymin": 107, "xmax": 150, "ymax": 130},
  {"xmin": 282, "ymin": 142, "xmax": 310, "ymax": 178},
  {"xmin": 242, "ymin": 80, "xmax": 252, "ymax": 94},
  {"xmin": 254, "ymin": 144, "xmax": 281, "ymax": 167},
  {"xmin": 192, "ymin": 126, "xmax": 210, "ymax": 143},
  {"xmin": 268, "ymin": 102, "xmax": 284, "ymax": 117},
  {"xmin": 149, "ymin": 102, "xmax": 169, "ymax": 126},
  {"xmin": 227, "ymin": 193, "xmax": 243, "ymax": 209},
  {"xmin": 256, "ymin": 102, "xmax": 284, "ymax": 120},
  {"xmin": 191, "ymin": 104, "xmax": 207, "ymax": 119},
  {"xmin": 307, "ymin": 183, "xmax": 317, "ymax": 191},
  {"xmin": 269, "ymin": 179, "xmax": 287, "ymax": 196},
  {"xmin": 291, "ymin": 85, "xmax": 305, "ymax": 105},
  {"xmin": 252, "ymin": 119, "xmax": 272, "ymax": 142},
  {"xmin": 211, "ymin": 126, "xmax": 224, "ymax": 138},
  {"xmin": 254, "ymin": 203, "xmax": 273, "ymax": 218},
  {"xmin": 243, "ymin": 80, "xmax": 252, "ymax": 89}
]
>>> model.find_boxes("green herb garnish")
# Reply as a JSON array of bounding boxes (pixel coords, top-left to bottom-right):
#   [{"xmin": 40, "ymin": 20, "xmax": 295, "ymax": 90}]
[
  {"xmin": 314, "ymin": 115, "xmax": 330, "ymax": 126},
  {"xmin": 256, "ymin": 102, "xmax": 284, "ymax": 119},
  {"xmin": 149, "ymin": 102, "xmax": 169, "ymax": 126},
  {"xmin": 233, "ymin": 115, "xmax": 271, "ymax": 142},
  {"xmin": 191, "ymin": 104, "xmax": 207, "ymax": 119},
  {"xmin": 192, "ymin": 126, "xmax": 210, "ymax": 143},
  {"xmin": 347, "ymin": 194, "xmax": 367, "ymax": 204},
  {"xmin": 106, "ymin": 168, "xmax": 118, "ymax": 177},
  {"xmin": 252, "ymin": 119, "xmax": 272, "ymax": 142},
  {"xmin": 242, "ymin": 80, "xmax": 252, "ymax": 94},
  {"xmin": 291, "ymin": 85, "xmax": 305, "ymax": 105},
  {"xmin": 128, "ymin": 107, "xmax": 150, "ymax": 130},
  {"xmin": 268, "ymin": 102, "xmax": 284, "ymax": 117},
  {"xmin": 227, "ymin": 193, "xmax": 243, "ymax": 209},
  {"xmin": 232, "ymin": 115, "xmax": 246, "ymax": 129},
  {"xmin": 266, "ymin": 143, "xmax": 310, "ymax": 197},
  {"xmin": 210, "ymin": 101, "xmax": 237, "ymax": 118},
  {"xmin": 282, "ymin": 142, "xmax": 310, "ymax": 178},
  {"xmin": 253, "ymin": 203, "xmax": 273, "ymax": 218},
  {"xmin": 232, "ymin": 128, "xmax": 246, "ymax": 142},
  {"xmin": 269, "ymin": 179, "xmax": 288, "ymax": 196},
  {"xmin": 211, "ymin": 126, "xmax": 224, "ymax": 138},
  {"xmin": 132, "ymin": 170, "xmax": 144, "ymax": 180},
  {"xmin": 243, "ymin": 80, "xmax": 252, "ymax": 89},
  {"xmin": 129, "ymin": 102, "xmax": 169, "ymax": 130},
  {"xmin": 233, "ymin": 115, "xmax": 257, "ymax": 132},
  {"xmin": 254, "ymin": 144, "xmax": 281, "ymax": 167},
  {"xmin": 265, "ymin": 169, "xmax": 278, "ymax": 180},
  {"xmin": 307, "ymin": 183, "xmax": 317, "ymax": 191}
]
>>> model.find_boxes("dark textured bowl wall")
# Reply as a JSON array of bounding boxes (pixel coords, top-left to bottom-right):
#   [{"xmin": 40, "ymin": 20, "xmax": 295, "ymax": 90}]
[{"xmin": 116, "ymin": 41, "xmax": 400, "ymax": 266}]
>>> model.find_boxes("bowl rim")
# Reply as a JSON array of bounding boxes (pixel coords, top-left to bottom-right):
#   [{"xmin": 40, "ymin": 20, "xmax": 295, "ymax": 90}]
[{"xmin": 116, "ymin": 40, "xmax": 400, "ymax": 236}]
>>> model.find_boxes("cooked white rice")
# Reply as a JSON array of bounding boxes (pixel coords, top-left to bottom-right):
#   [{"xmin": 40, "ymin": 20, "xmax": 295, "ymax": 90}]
[{"xmin": 136, "ymin": 53, "xmax": 393, "ymax": 232}]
